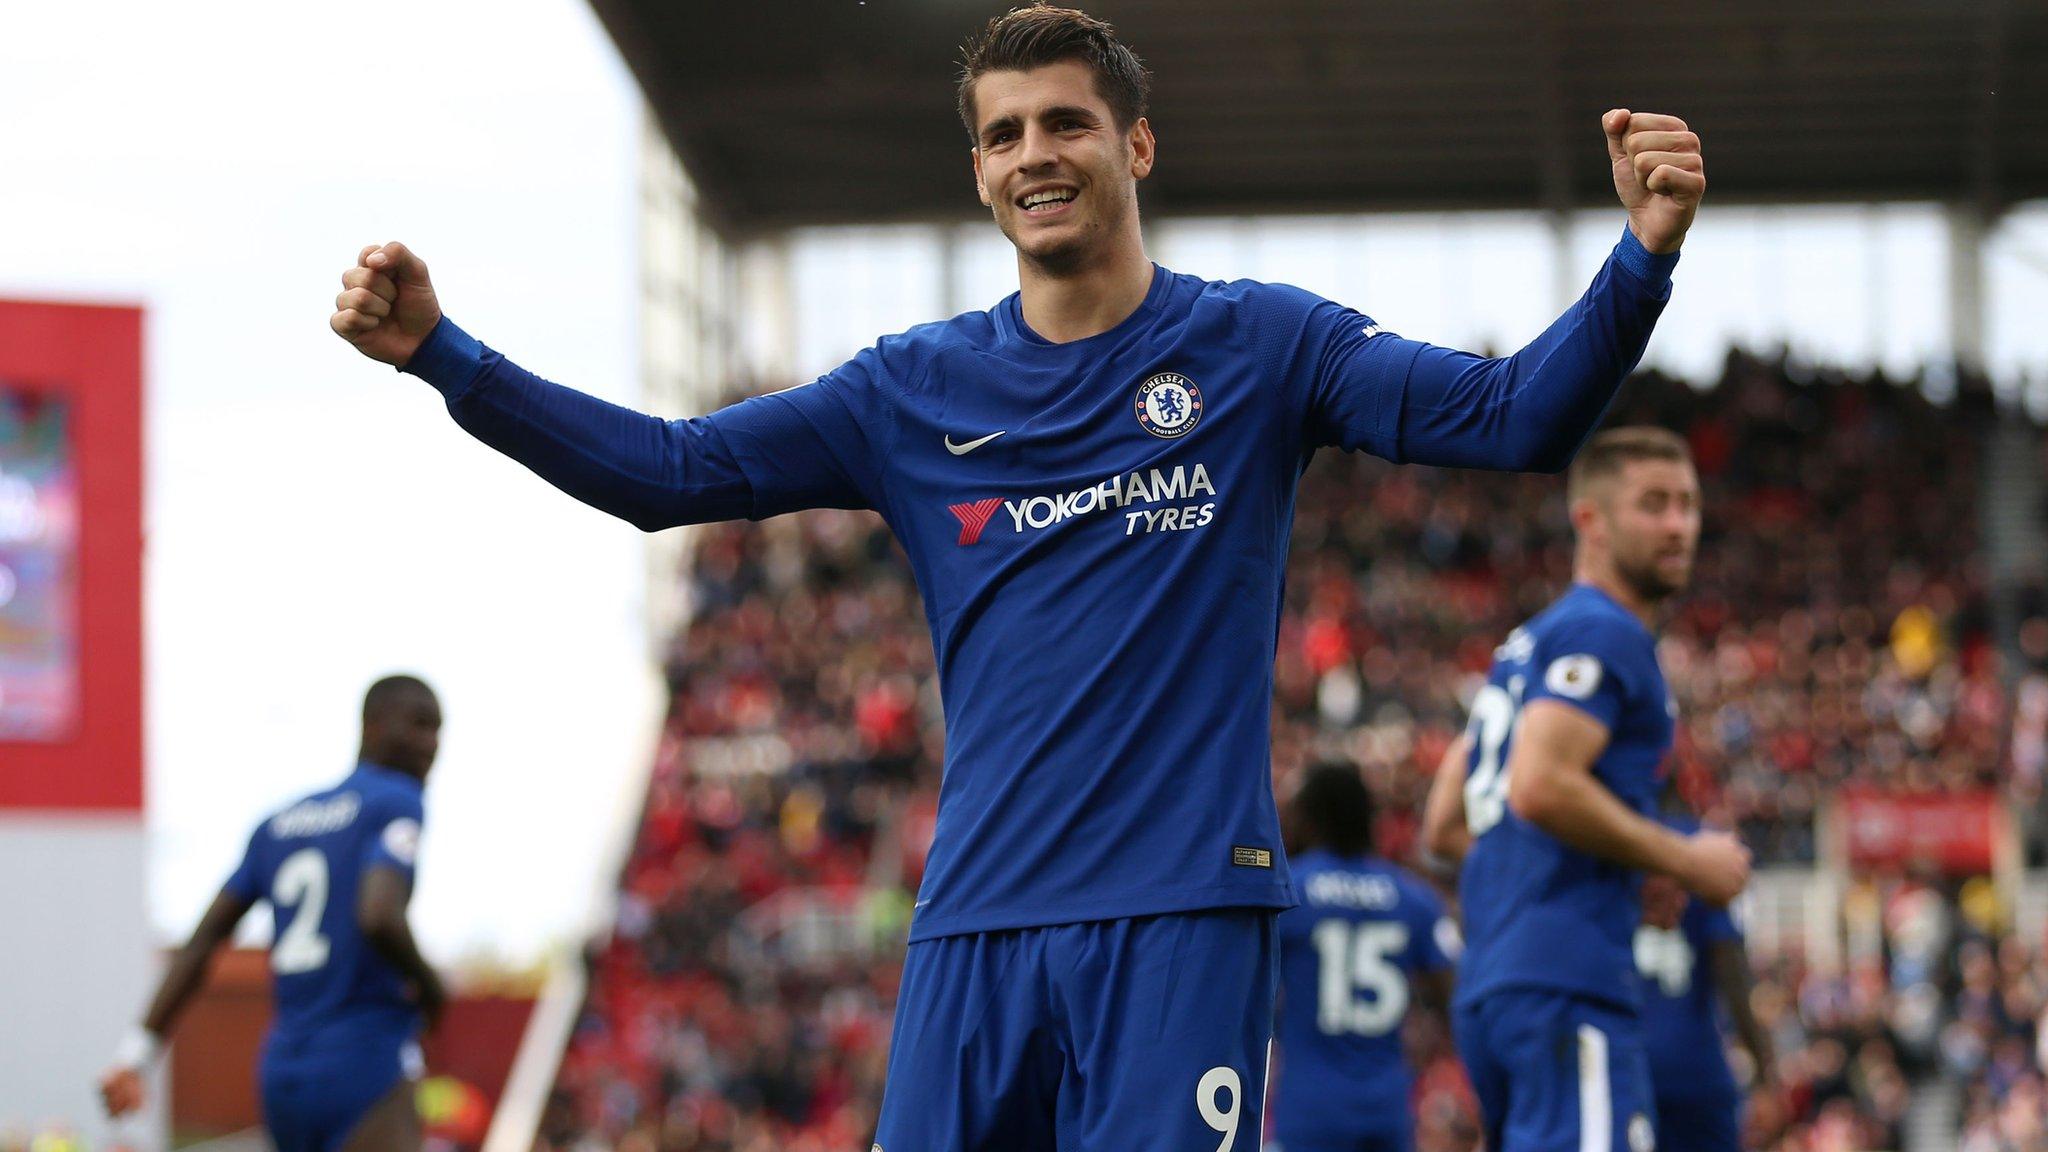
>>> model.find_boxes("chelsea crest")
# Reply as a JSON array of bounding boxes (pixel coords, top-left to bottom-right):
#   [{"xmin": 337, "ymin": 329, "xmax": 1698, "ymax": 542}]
[{"xmin": 1134, "ymin": 372, "xmax": 1203, "ymax": 438}]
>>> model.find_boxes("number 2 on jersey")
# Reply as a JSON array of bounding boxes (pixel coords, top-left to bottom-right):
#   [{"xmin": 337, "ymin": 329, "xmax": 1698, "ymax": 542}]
[
  {"xmin": 1463, "ymin": 675, "xmax": 1525, "ymax": 837},
  {"xmin": 272, "ymin": 847, "xmax": 332, "ymax": 974}
]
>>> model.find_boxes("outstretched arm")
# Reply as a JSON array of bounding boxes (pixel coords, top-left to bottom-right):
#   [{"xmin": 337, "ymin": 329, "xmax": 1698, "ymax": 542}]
[
  {"xmin": 1307, "ymin": 112, "xmax": 1703, "ymax": 473},
  {"xmin": 331, "ymin": 243, "xmax": 876, "ymax": 531},
  {"xmin": 99, "ymin": 887, "xmax": 255, "ymax": 1116}
]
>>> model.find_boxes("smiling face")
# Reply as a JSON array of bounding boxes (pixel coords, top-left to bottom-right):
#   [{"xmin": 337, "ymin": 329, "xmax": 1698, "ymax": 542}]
[{"xmin": 969, "ymin": 60, "xmax": 1154, "ymax": 275}]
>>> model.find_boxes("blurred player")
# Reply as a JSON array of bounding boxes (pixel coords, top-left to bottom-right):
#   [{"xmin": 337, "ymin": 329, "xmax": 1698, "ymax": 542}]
[
  {"xmin": 330, "ymin": 5, "xmax": 1707, "ymax": 1145},
  {"xmin": 1271, "ymin": 762, "xmax": 1456, "ymax": 1152},
  {"xmin": 100, "ymin": 675, "xmax": 447, "ymax": 1152},
  {"xmin": 1440, "ymin": 427, "xmax": 1751, "ymax": 1152},
  {"xmin": 1636, "ymin": 815, "xmax": 1778, "ymax": 1152}
]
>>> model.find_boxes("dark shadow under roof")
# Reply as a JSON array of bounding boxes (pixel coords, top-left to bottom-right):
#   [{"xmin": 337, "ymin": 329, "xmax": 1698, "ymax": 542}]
[{"xmin": 588, "ymin": 0, "xmax": 2048, "ymax": 236}]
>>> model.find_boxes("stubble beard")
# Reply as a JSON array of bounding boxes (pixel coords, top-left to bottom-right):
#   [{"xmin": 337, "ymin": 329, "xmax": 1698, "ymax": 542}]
[
  {"xmin": 1616, "ymin": 546, "xmax": 1690, "ymax": 606},
  {"xmin": 1003, "ymin": 179, "xmax": 1132, "ymax": 279}
]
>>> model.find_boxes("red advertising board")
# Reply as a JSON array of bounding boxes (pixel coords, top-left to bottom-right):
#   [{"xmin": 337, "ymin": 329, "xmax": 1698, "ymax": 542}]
[
  {"xmin": 1839, "ymin": 788, "xmax": 2002, "ymax": 876},
  {"xmin": 0, "ymin": 300, "xmax": 143, "ymax": 811}
]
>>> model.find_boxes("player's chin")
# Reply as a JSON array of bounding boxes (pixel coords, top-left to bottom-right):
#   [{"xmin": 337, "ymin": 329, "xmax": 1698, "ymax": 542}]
[
  {"xmin": 1014, "ymin": 227, "xmax": 1094, "ymax": 272},
  {"xmin": 1624, "ymin": 558, "xmax": 1690, "ymax": 601},
  {"xmin": 1653, "ymin": 559, "xmax": 1695, "ymax": 596}
]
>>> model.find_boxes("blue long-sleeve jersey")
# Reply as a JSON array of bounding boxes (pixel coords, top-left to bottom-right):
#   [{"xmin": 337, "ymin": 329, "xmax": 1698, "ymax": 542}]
[{"xmin": 404, "ymin": 228, "xmax": 1677, "ymax": 941}]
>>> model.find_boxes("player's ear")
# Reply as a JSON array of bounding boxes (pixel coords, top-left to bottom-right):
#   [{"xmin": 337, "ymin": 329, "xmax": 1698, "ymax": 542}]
[
  {"xmin": 972, "ymin": 148, "xmax": 992, "ymax": 208},
  {"xmin": 1567, "ymin": 494, "xmax": 1602, "ymax": 540},
  {"xmin": 1128, "ymin": 117, "xmax": 1155, "ymax": 180}
]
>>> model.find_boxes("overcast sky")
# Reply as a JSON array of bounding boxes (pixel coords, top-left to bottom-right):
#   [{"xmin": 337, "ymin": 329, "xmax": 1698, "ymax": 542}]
[
  {"xmin": 2, "ymin": 0, "xmax": 652, "ymax": 964},
  {"xmin": 3, "ymin": 0, "xmax": 2045, "ymax": 969}
]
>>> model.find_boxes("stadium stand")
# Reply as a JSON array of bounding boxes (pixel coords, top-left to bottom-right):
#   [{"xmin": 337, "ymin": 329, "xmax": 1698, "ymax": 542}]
[{"xmin": 535, "ymin": 353, "xmax": 2044, "ymax": 1152}]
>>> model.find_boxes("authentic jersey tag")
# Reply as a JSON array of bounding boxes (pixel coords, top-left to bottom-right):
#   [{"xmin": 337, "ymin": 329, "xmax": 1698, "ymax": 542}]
[{"xmin": 1232, "ymin": 845, "xmax": 1273, "ymax": 868}]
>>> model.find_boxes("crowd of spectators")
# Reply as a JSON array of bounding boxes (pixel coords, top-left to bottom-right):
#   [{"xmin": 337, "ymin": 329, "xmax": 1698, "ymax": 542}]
[{"xmin": 538, "ymin": 352, "xmax": 2044, "ymax": 1152}]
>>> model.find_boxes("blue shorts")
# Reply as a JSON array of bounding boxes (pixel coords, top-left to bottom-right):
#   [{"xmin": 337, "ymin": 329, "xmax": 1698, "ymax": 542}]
[
  {"xmin": 1453, "ymin": 990, "xmax": 1656, "ymax": 1152},
  {"xmin": 1270, "ymin": 1068, "xmax": 1413, "ymax": 1152},
  {"xmin": 1654, "ymin": 1093, "xmax": 1740, "ymax": 1152},
  {"xmin": 874, "ymin": 908, "xmax": 1278, "ymax": 1152},
  {"xmin": 259, "ymin": 1032, "xmax": 420, "ymax": 1152}
]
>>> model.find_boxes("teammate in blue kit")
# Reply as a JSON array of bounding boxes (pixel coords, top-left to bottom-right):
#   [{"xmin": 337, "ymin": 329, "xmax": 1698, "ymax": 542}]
[
  {"xmin": 1422, "ymin": 427, "xmax": 1750, "ymax": 1152},
  {"xmin": 1271, "ymin": 763, "xmax": 1456, "ymax": 1152},
  {"xmin": 1636, "ymin": 817, "xmax": 1778, "ymax": 1152},
  {"xmin": 101, "ymin": 676, "xmax": 446, "ymax": 1152},
  {"xmin": 329, "ymin": 4, "xmax": 1708, "ymax": 1144}
]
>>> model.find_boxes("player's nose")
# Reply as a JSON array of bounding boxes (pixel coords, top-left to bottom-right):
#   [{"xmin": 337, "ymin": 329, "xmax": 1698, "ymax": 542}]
[{"xmin": 1015, "ymin": 123, "xmax": 1058, "ymax": 171}]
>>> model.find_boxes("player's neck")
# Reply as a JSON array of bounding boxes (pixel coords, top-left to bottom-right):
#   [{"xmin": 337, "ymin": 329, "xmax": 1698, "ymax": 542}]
[
  {"xmin": 1014, "ymin": 238, "xmax": 1154, "ymax": 344},
  {"xmin": 357, "ymin": 748, "xmax": 423, "ymax": 782},
  {"xmin": 1574, "ymin": 563, "xmax": 1662, "ymax": 630}
]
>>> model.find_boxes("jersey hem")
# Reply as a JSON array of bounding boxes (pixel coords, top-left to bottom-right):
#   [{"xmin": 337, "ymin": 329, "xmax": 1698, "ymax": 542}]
[
  {"xmin": 1453, "ymin": 976, "xmax": 1638, "ymax": 1013},
  {"xmin": 905, "ymin": 879, "xmax": 1296, "ymax": 942}
]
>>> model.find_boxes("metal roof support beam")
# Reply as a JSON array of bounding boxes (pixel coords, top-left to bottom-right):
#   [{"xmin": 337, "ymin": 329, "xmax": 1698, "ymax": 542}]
[
  {"xmin": 1950, "ymin": 203, "xmax": 1988, "ymax": 377},
  {"xmin": 938, "ymin": 221, "xmax": 967, "ymax": 318},
  {"xmin": 739, "ymin": 235, "xmax": 798, "ymax": 385}
]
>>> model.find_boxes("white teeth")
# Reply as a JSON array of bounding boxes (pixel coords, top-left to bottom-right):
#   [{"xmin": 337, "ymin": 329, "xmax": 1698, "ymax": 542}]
[{"xmin": 1022, "ymin": 189, "xmax": 1076, "ymax": 210}]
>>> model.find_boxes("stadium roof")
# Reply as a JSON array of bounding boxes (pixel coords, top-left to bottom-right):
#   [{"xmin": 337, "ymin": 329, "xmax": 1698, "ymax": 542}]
[{"xmin": 588, "ymin": 0, "xmax": 2048, "ymax": 236}]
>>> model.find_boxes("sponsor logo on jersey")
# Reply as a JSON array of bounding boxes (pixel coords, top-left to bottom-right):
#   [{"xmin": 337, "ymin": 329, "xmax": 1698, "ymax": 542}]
[
  {"xmin": 946, "ymin": 463, "xmax": 1221, "ymax": 545},
  {"xmin": 948, "ymin": 498, "xmax": 1003, "ymax": 545},
  {"xmin": 944, "ymin": 430, "xmax": 1005, "ymax": 456},
  {"xmin": 270, "ymin": 792, "xmax": 362, "ymax": 839},
  {"xmin": 1544, "ymin": 653, "xmax": 1603, "ymax": 699},
  {"xmin": 1134, "ymin": 372, "xmax": 1203, "ymax": 438}
]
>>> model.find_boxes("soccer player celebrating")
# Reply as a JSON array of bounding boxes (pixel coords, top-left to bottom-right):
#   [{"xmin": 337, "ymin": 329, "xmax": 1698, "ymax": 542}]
[
  {"xmin": 329, "ymin": 5, "xmax": 1706, "ymax": 1144},
  {"xmin": 100, "ymin": 676, "xmax": 447, "ymax": 1152},
  {"xmin": 1436, "ymin": 427, "xmax": 1750, "ymax": 1152},
  {"xmin": 1636, "ymin": 818, "xmax": 1778, "ymax": 1152},
  {"xmin": 1271, "ymin": 763, "xmax": 1456, "ymax": 1152}
]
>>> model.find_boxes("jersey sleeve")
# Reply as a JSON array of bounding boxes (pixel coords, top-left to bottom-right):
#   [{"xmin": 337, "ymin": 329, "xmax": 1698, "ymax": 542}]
[
  {"xmin": 704, "ymin": 344, "xmax": 895, "ymax": 518},
  {"xmin": 223, "ymin": 824, "xmax": 267, "ymax": 903},
  {"xmin": 1246, "ymin": 281, "xmax": 1415, "ymax": 461},
  {"xmin": 1278, "ymin": 228, "xmax": 1678, "ymax": 471},
  {"xmin": 1522, "ymin": 612, "xmax": 1649, "ymax": 731},
  {"xmin": 403, "ymin": 318, "xmax": 890, "ymax": 529},
  {"xmin": 364, "ymin": 792, "xmax": 426, "ymax": 881}
]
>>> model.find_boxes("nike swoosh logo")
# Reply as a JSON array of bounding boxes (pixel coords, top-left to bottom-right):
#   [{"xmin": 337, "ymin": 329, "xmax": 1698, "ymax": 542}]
[{"xmin": 944, "ymin": 431, "xmax": 1007, "ymax": 456}]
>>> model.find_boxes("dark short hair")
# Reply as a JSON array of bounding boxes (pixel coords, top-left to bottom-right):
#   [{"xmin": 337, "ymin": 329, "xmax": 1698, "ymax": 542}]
[
  {"xmin": 1565, "ymin": 425, "xmax": 1693, "ymax": 504},
  {"xmin": 362, "ymin": 674, "xmax": 436, "ymax": 723},
  {"xmin": 957, "ymin": 4, "xmax": 1152, "ymax": 143},
  {"xmin": 1294, "ymin": 761, "xmax": 1376, "ymax": 857}
]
